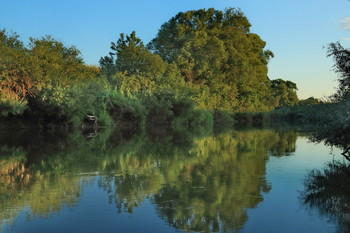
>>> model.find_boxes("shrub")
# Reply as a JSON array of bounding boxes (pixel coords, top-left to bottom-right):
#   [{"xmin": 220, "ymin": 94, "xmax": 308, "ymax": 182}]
[
  {"xmin": 187, "ymin": 109, "xmax": 214, "ymax": 126},
  {"xmin": 141, "ymin": 89, "xmax": 196, "ymax": 125},
  {"xmin": 105, "ymin": 92, "xmax": 146, "ymax": 126}
]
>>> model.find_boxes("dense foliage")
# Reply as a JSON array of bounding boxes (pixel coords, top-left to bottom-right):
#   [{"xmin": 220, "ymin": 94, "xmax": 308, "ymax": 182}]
[
  {"xmin": 1, "ymin": 8, "xmax": 300, "ymax": 128},
  {"xmin": 327, "ymin": 42, "xmax": 350, "ymax": 101},
  {"xmin": 0, "ymin": 29, "xmax": 103, "ymax": 126},
  {"xmin": 148, "ymin": 8, "xmax": 279, "ymax": 111}
]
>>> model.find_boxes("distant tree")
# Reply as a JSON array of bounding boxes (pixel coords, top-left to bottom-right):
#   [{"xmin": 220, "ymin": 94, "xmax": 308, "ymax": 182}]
[
  {"xmin": 271, "ymin": 79, "xmax": 298, "ymax": 107},
  {"xmin": 299, "ymin": 97, "xmax": 321, "ymax": 106},
  {"xmin": 99, "ymin": 55, "xmax": 116, "ymax": 79}
]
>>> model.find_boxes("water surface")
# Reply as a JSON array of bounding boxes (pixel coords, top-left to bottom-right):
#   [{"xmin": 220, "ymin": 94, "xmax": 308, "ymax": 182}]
[{"xmin": 0, "ymin": 127, "xmax": 347, "ymax": 233}]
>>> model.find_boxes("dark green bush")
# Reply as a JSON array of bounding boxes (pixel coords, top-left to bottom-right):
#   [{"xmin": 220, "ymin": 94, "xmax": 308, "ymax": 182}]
[
  {"xmin": 142, "ymin": 89, "xmax": 196, "ymax": 125},
  {"xmin": 105, "ymin": 92, "xmax": 146, "ymax": 126}
]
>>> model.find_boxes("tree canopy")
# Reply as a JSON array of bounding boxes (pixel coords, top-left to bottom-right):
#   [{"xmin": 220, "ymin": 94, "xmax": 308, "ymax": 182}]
[
  {"xmin": 271, "ymin": 79, "xmax": 299, "ymax": 107},
  {"xmin": 100, "ymin": 31, "xmax": 165, "ymax": 77},
  {"xmin": 148, "ymin": 8, "xmax": 276, "ymax": 111},
  {"xmin": 1, "ymin": 7, "xmax": 301, "ymax": 127}
]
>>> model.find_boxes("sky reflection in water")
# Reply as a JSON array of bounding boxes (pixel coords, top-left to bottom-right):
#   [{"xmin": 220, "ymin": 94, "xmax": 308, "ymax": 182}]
[{"xmin": 0, "ymin": 128, "xmax": 346, "ymax": 233}]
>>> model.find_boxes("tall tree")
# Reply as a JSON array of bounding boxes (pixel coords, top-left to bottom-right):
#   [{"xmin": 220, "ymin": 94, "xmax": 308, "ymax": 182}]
[
  {"xmin": 148, "ymin": 8, "xmax": 274, "ymax": 111},
  {"xmin": 100, "ymin": 31, "xmax": 165, "ymax": 78}
]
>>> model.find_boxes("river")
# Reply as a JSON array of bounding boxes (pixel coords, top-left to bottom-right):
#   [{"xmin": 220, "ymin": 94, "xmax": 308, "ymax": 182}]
[{"xmin": 0, "ymin": 127, "xmax": 348, "ymax": 233}]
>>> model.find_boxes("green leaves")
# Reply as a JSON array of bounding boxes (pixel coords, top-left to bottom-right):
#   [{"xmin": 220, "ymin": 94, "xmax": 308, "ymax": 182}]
[
  {"xmin": 0, "ymin": 29, "xmax": 31, "ymax": 116},
  {"xmin": 148, "ymin": 8, "xmax": 279, "ymax": 111},
  {"xmin": 0, "ymin": 29, "xmax": 104, "ymax": 125},
  {"xmin": 99, "ymin": 8, "xmax": 300, "ymax": 114},
  {"xmin": 1, "ymin": 7, "xmax": 303, "ymax": 127},
  {"xmin": 100, "ymin": 31, "xmax": 166, "ymax": 77},
  {"xmin": 271, "ymin": 79, "xmax": 299, "ymax": 107}
]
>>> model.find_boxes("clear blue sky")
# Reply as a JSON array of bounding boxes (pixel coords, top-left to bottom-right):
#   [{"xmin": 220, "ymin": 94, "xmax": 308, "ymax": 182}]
[{"xmin": 1, "ymin": 0, "xmax": 349, "ymax": 99}]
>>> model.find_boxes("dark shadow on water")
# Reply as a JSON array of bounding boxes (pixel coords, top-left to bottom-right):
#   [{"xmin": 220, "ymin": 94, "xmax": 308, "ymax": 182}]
[{"xmin": 300, "ymin": 161, "xmax": 350, "ymax": 233}]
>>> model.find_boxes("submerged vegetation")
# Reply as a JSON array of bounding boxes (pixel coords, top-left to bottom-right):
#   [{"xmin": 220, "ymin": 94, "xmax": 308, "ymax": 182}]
[{"xmin": 0, "ymin": 8, "xmax": 299, "ymax": 129}]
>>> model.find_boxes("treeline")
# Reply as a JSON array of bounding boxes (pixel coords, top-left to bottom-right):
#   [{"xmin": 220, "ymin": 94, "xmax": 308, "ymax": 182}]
[
  {"xmin": 0, "ymin": 8, "xmax": 299, "ymax": 128},
  {"xmin": 274, "ymin": 42, "xmax": 350, "ymax": 154}
]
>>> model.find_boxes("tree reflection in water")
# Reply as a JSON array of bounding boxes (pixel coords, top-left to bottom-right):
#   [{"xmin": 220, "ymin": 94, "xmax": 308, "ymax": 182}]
[
  {"xmin": 301, "ymin": 161, "xmax": 350, "ymax": 233},
  {"xmin": 0, "ymin": 127, "xmax": 297, "ymax": 232},
  {"xmin": 299, "ymin": 119, "xmax": 350, "ymax": 232},
  {"xmin": 97, "ymin": 129, "xmax": 296, "ymax": 232}
]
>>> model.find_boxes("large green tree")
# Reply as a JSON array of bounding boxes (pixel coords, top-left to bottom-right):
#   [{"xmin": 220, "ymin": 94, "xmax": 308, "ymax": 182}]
[{"xmin": 148, "ymin": 8, "xmax": 274, "ymax": 111}]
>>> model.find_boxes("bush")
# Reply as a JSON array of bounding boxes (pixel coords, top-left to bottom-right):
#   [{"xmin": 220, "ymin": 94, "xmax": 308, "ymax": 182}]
[
  {"xmin": 27, "ymin": 80, "xmax": 111, "ymax": 127},
  {"xmin": 187, "ymin": 109, "xmax": 214, "ymax": 126},
  {"xmin": 141, "ymin": 89, "xmax": 196, "ymax": 125},
  {"xmin": 105, "ymin": 92, "xmax": 146, "ymax": 126}
]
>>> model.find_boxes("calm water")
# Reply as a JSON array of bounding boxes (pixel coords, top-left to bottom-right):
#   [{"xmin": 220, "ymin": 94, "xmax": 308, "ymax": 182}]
[{"xmin": 0, "ymin": 127, "xmax": 347, "ymax": 233}]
